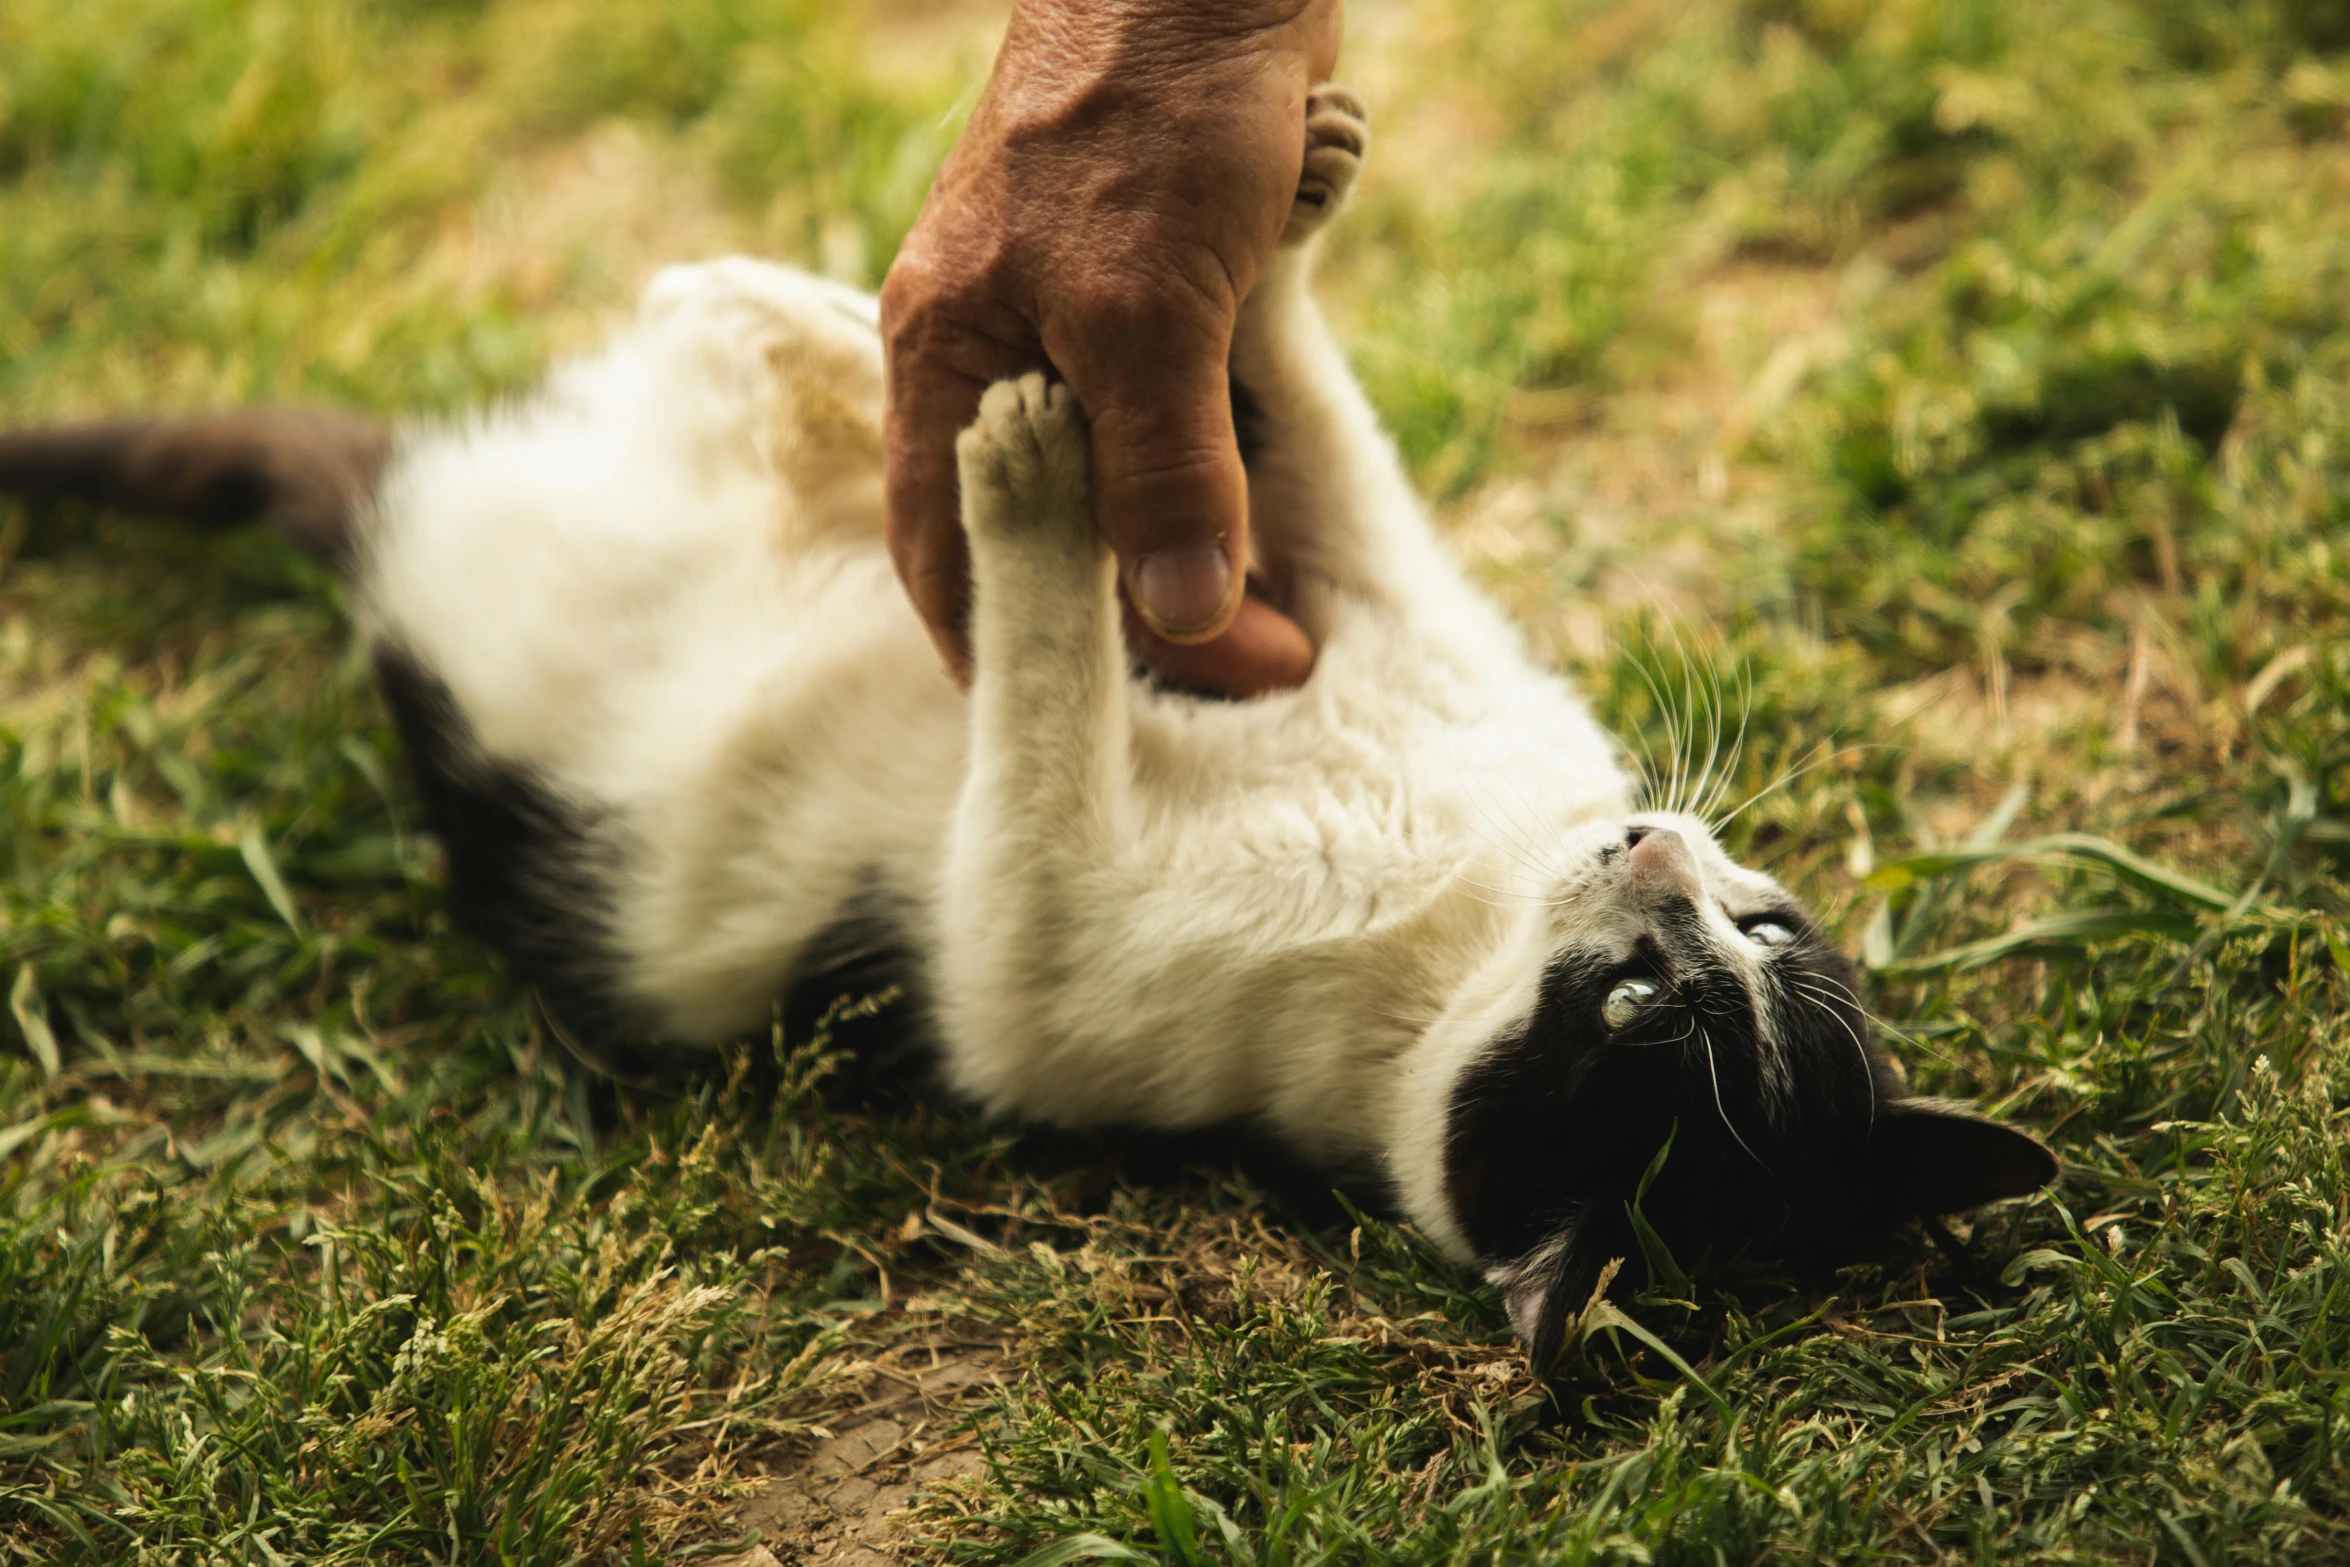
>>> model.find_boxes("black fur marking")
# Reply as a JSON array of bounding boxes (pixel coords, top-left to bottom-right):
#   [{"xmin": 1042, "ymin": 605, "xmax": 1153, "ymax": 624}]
[
  {"xmin": 581, "ymin": 877, "xmax": 946, "ymax": 1109},
  {"xmin": 0, "ymin": 412, "xmax": 387, "ymax": 565},
  {"xmin": 1229, "ymin": 373, "xmax": 1268, "ymax": 470},
  {"xmin": 373, "ymin": 647, "xmax": 632, "ymax": 1044},
  {"xmin": 780, "ymin": 881, "xmax": 940, "ymax": 1098},
  {"xmin": 1442, "ymin": 879, "xmax": 2052, "ymax": 1349}
]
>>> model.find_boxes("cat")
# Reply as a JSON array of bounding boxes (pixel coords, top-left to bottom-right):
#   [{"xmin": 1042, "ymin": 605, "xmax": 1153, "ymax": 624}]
[{"xmin": 0, "ymin": 87, "xmax": 2054, "ymax": 1371}]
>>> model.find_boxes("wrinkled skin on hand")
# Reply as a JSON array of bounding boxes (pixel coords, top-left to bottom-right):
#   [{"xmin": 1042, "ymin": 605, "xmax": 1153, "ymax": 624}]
[{"xmin": 881, "ymin": 0, "xmax": 1340, "ymax": 697}]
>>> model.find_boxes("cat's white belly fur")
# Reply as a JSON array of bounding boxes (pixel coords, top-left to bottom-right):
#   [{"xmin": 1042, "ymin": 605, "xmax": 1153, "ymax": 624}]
[{"xmin": 359, "ymin": 253, "xmax": 1631, "ymax": 1176}]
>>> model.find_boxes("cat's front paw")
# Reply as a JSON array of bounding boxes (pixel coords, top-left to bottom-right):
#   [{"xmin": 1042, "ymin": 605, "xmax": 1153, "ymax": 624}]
[
  {"xmin": 956, "ymin": 372, "xmax": 1092, "ymax": 549},
  {"xmin": 1282, "ymin": 86, "xmax": 1370, "ymax": 247}
]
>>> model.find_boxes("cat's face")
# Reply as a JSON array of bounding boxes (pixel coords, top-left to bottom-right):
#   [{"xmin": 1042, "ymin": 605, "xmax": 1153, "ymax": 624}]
[{"xmin": 1397, "ymin": 812, "xmax": 2056, "ymax": 1373}]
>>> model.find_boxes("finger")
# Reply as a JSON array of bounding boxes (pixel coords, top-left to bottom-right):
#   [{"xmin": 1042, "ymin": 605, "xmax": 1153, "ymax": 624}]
[
  {"xmin": 887, "ymin": 461, "xmax": 974, "ymax": 684},
  {"xmin": 882, "ymin": 393, "xmax": 976, "ymax": 681},
  {"xmin": 1300, "ymin": 0, "xmax": 1345, "ymax": 80},
  {"xmin": 1051, "ymin": 296, "xmax": 1251, "ymax": 646},
  {"xmin": 880, "ymin": 302, "xmax": 998, "ymax": 684},
  {"xmin": 1120, "ymin": 588, "xmax": 1316, "ymax": 698}
]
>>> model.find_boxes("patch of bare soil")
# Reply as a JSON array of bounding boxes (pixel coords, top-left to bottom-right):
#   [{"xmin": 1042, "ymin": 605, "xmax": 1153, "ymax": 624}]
[{"xmin": 722, "ymin": 1336, "xmax": 1008, "ymax": 1567}]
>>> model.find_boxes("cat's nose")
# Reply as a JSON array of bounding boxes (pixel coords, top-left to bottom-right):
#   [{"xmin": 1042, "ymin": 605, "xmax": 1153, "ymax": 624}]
[{"xmin": 1627, "ymin": 825, "xmax": 1702, "ymax": 896}]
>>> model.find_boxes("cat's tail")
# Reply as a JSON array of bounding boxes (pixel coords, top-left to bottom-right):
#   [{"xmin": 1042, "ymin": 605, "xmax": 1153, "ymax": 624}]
[{"xmin": 0, "ymin": 409, "xmax": 391, "ymax": 567}]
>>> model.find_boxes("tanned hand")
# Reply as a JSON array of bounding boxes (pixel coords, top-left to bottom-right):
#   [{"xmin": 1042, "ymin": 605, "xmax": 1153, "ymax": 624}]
[{"xmin": 881, "ymin": 0, "xmax": 1340, "ymax": 697}]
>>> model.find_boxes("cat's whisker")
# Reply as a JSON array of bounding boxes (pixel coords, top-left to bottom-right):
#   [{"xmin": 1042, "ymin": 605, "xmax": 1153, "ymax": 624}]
[
  {"xmin": 1636, "ymin": 622, "xmax": 1682, "ymax": 812},
  {"xmin": 1857, "ymin": 1010, "xmax": 1946, "ymax": 1063},
  {"xmin": 1700, "ymin": 1024, "xmax": 1770, "ymax": 1173},
  {"xmin": 1800, "ymin": 976, "xmax": 1906, "ymax": 1072},
  {"xmin": 1700, "ymin": 665, "xmax": 1754, "ymax": 831},
  {"xmin": 1775, "ymin": 969, "xmax": 1877, "ymax": 1132},
  {"xmin": 1425, "ymin": 840, "xmax": 1551, "ymax": 909},
  {"xmin": 1677, "ymin": 621, "xmax": 1725, "ymax": 823},
  {"xmin": 1628, "ymin": 645, "xmax": 1692, "ymax": 817},
  {"xmin": 1475, "ymin": 772, "xmax": 1564, "ymax": 880},
  {"xmin": 1445, "ymin": 824, "xmax": 1548, "ymax": 900},
  {"xmin": 1450, "ymin": 874, "xmax": 1544, "ymax": 910},
  {"xmin": 1681, "ymin": 644, "xmax": 1724, "ymax": 825},
  {"xmin": 1453, "ymin": 763, "xmax": 1561, "ymax": 883},
  {"xmin": 1790, "ymin": 964, "xmax": 1945, "ymax": 1062},
  {"xmin": 1710, "ymin": 741, "xmax": 1850, "ymax": 833},
  {"xmin": 1496, "ymin": 770, "xmax": 1571, "ymax": 867},
  {"xmin": 1684, "ymin": 981, "xmax": 1748, "ymax": 1022},
  {"xmin": 1437, "ymin": 848, "xmax": 1571, "ymax": 913},
  {"xmin": 1618, "ymin": 1017, "xmax": 1699, "ymax": 1051},
  {"xmin": 1619, "ymin": 685, "xmax": 1675, "ymax": 818}
]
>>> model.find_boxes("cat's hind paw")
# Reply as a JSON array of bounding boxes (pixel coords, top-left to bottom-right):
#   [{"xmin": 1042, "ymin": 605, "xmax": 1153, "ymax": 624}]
[
  {"xmin": 956, "ymin": 373, "xmax": 1092, "ymax": 550},
  {"xmin": 1282, "ymin": 86, "xmax": 1369, "ymax": 247}
]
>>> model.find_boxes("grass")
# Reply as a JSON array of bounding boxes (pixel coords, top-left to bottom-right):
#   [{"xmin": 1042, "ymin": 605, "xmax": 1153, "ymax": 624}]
[{"xmin": 2, "ymin": 0, "xmax": 2348, "ymax": 1560}]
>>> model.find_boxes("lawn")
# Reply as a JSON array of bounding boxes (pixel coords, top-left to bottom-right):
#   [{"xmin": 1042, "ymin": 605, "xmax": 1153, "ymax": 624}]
[{"xmin": 3, "ymin": 0, "xmax": 2349, "ymax": 1561}]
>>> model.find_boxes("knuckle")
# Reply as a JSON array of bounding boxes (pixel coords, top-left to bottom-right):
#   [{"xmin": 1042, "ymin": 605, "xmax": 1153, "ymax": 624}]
[
  {"xmin": 879, "ymin": 258, "xmax": 969, "ymax": 345},
  {"xmin": 878, "ymin": 282, "xmax": 941, "ymax": 357}
]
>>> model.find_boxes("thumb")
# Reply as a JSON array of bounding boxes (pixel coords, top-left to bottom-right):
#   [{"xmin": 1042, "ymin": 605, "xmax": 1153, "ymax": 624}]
[{"xmin": 1052, "ymin": 305, "xmax": 1250, "ymax": 644}]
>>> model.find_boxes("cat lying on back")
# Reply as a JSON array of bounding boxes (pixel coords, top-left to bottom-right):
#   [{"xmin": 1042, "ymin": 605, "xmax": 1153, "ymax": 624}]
[{"xmin": 0, "ymin": 88, "xmax": 2054, "ymax": 1370}]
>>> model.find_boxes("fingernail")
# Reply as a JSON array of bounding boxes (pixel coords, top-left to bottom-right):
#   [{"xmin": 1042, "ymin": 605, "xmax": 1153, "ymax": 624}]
[{"xmin": 1132, "ymin": 547, "xmax": 1233, "ymax": 638}]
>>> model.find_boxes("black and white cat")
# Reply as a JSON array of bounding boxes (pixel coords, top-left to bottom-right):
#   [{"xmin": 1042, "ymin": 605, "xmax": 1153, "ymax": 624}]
[{"xmin": 0, "ymin": 90, "xmax": 2054, "ymax": 1369}]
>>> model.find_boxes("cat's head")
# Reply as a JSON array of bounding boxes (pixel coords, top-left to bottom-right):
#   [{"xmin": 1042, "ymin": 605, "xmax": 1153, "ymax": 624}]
[{"xmin": 1392, "ymin": 811, "xmax": 2057, "ymax": 1374}]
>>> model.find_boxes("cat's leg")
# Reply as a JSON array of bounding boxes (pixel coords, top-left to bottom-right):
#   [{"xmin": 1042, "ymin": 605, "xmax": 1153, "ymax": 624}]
[
  {"xmin": 936, "ymin": 370, "xmax": 1473, "ymax": 1143},
  {"xmin": 954, "ymin": 373, "xmax": 1124, "ymax": 803},
  {"xmin": 633, "ymin": 259, "xmax": 885, "ymax": 542},
  {"xmin": 936, "ymin": 373, "xmax": 1136, "ymax": 1103},
  {"xmin": 1228, "ymin": 88, "xmax": 1445, "ymax": 628}
]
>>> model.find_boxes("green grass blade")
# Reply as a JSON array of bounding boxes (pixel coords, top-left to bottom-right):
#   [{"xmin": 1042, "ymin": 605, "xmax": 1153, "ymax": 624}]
[
  {"xmin": 238, "ymin": 818, "xmax": 306, "ymax": 935},
  {"xmin": 1865, "ymin": 832, "xmax": 2237, "ymax": 911},
  {"xmin": 8, "ymin": 966, "xmax": 61, "ymax": 1080},
  {"xmin": 1575, "ymin": 1299, "xmax": 1733, "ymax": 1421},
  {"xmin": 1011, "ymin": 1535, "xmax": 1155, "ymax": 1567},
  {"xmin": 1871, "ymin": 908, "xmax": 2204, "ymax": 976}
]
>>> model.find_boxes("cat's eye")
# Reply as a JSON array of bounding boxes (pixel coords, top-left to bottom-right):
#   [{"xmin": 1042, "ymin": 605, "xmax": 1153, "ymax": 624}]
[
  {"xmin": 1602, "ymin": 977, "xmax": 1659, "ymax": 1029},
  {"xmin": 1744, "ymin": 920, "xmax": 1796, "ymax": 950}
]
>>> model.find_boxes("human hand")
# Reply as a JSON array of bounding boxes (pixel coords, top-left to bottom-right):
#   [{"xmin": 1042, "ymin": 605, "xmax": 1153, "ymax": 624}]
[{"xmin": 880, "ymin": 0, "xmax": 1340, "ymax": 697}]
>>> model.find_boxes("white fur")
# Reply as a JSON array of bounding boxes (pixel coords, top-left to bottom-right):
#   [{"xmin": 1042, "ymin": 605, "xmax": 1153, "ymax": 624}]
[{"xmin": 354, "ymin": 141, "xmax": 1808, "ymax": 1266}]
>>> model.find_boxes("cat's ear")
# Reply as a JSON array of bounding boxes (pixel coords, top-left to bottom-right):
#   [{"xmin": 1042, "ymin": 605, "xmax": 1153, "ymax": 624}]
[{"xmin": 1862, "ymin": 1097, "xmax": 2059, "ymax": 1217}]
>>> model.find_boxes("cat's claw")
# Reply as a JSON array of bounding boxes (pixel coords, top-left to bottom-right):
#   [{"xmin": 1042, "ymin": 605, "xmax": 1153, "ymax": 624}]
[{"xmin": 1283, "ymin": 86, "xmax": 1369, "ymax": 247}]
